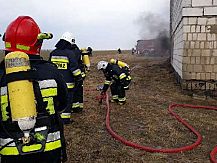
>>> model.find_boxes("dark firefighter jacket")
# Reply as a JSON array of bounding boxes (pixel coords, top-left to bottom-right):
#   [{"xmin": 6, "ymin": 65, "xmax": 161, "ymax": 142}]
[
  {"xmin": 102, "ymin": 63, "xmax": 128, "ymax": 92},
  {"xmin": 49, "ymin": 41, "xmax": 82, "ymax": 89},
  {"xmin": 0, "ymin": 55, "xmax": 68, "ymax": 156}
]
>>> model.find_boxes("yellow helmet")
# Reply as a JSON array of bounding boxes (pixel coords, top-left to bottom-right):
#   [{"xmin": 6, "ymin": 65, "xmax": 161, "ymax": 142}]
[
  {"xmin": 80, "ymin": 48, "xmax": 88, "ymax": 53},
  {"xmin": 110, "ymin": 58, "xmax": 116, "ymax": 64}
]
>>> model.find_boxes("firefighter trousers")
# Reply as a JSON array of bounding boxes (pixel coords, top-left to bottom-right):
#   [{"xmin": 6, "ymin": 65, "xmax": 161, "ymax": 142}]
[
  {"xmin": 60, "ymin": 89, "xmax": 74, "ymax": 124},
  {"xmin": 110, "ymin": 81, "xmax": 126, "ymax": 104},
  {"xmin": 72, "ymin": 82, "xmax": 83, "ymax": 113}
]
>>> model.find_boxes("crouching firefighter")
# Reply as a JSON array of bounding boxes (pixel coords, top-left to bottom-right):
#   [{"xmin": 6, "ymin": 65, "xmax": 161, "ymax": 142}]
[
  {"xmin": 0, "ymin": 16, "xmax": 68, "ymax": 163},
  {"xmin": 110, "ymin": 58, "xmax": 131, "ymax": 90},
  {"xmin": 97, "ymin": 61, "xmax": 131, "ymax": 105}
]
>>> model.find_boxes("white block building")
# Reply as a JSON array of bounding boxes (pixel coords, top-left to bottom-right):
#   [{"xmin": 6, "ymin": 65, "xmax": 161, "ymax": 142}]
[{"xmin": 170, "ymin": 0, "xmax": 217, "ymax": 92}]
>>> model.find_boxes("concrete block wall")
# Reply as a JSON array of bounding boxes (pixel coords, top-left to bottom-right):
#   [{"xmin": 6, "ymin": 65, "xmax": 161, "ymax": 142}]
[
  {"xmin": 171, "ymin": 0, "xmax": 184, "ymax": 77},
  {"xmin": 171, "ymin": 0, "xmax": 217, "ymax": 84}
]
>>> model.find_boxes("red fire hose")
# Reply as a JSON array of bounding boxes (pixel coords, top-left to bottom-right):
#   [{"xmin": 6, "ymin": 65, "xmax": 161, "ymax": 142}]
[
  {"xmin": 98, "ymin": 92, "xmax": 217, "ymax": 162},
  {"xmin": 211, "ymin": 147, "xmax": 217, "ymax": 163}
]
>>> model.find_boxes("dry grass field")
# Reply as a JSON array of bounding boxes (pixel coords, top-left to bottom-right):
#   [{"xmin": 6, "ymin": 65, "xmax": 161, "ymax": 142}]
[
  {"xmin": 1, "ymin": 50, "xmax": 217, "ymax": 162},
  {"xmin": 64, "ymin": 51, "xmax": 217, "ymax": 163}
]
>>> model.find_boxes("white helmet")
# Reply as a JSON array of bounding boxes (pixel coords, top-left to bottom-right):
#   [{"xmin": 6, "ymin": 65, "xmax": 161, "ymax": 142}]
[
  {"xmin": 97, "ymin": 61, "xmax": 108, "ymax": 70},
  {"xmin": 61, "ymin": 32, "xmax": 75, "ymax": 45}
]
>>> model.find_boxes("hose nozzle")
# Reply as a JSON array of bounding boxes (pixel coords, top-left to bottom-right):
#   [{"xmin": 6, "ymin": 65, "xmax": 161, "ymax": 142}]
[{"xmin": 37, "ymin": 33, "xmax": 53, "ymax": 40}]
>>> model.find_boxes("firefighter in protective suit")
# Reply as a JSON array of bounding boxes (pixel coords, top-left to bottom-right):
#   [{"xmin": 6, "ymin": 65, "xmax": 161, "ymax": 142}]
[
  {"xmin": 70, "ymin": 48, "xmax": 91, "ymax": 114},
  {"xmin": 49, "ymin": 32, "xmax": 83, "ymax": 124},
  {"xmin": 97, "ymin": 61, "xmax": 131, "ymax": 105},
  {"xmin": 110, "ymin": 58, "xmax": 131, "ymax": 90},
  {"xmin": 0, "ymin": 16, "xmax": 68, "ymax": 163}
]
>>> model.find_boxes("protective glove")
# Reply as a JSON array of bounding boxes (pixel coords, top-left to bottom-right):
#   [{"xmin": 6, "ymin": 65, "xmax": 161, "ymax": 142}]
[{"xmin": 81, "ymin": 72, "xmax": 86, "ymax": 80}]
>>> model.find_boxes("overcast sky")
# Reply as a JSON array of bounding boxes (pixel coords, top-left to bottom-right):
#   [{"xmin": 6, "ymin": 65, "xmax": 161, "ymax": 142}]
[{"xmin": 0, "ymin": 0, "xmax": 170, "ymax": 50}]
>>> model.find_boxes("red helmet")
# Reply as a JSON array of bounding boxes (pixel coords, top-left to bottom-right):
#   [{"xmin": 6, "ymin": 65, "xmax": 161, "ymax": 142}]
[{"xmin": 4, "ymin": 16, "xmax": 42, "ymax": 55}]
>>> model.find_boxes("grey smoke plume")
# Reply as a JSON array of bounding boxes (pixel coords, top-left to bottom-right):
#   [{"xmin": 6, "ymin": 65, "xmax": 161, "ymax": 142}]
[
  {"xmin": 136, "ymin": 12, "xmax": 170, "ymax": 56},
  {"xmin": 136, "ymin": 12, "xmax": 169, "ymax": 39},
  {"xmin": 157, "ymin": 29, "xmax": 170, "ymax": 54}
]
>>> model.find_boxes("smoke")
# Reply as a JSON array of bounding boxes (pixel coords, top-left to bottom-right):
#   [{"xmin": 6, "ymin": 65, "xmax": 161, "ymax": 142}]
[
  {"xmin": 136, "ymin": 12, "xmax": 169, "ymax": 40},
  {"xmin": 136, "ymin": 12, "xmax": 170, "ymax": 55},
  {"xmin": 156, "ymin": 29, "xmax": 170, "ymax": 54}
]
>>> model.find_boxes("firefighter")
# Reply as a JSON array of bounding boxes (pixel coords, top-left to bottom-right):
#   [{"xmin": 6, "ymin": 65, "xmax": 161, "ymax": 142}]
[
  {"xmin": 97, "ymin": 60, "xmax": 131, "ymax": 105},
  {"xmin": 118, "ymin": 48, "xmax": 122, "ymax": 54},
  {"xmin": 87, "ymin": 46, "xmax": 93, "ymax": 57},
  {"xmin": 49, "ymin": 32, "xmax": 83, "ymax": 123},
  {"xmin": 71, "ymin": 48, "xmax": 91, "ymax": 114},
  {"xmin": 109, "ymin": 59, "xmax": 131, "ymax": 90},
  {"xmin": 132, "ymin": 48, "xmax": 135, "ymax": 55},
  {"xmin": 0, "ymin": 16, "xmax": 68, "ymax": 163}
]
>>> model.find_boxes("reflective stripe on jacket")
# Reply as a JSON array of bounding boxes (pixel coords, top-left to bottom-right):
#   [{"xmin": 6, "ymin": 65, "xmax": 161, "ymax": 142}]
[
  {"xmin": 49, "ymin": 48, "xmax": 82, "ymax": 84},
  {"xmin": 0, "ymin": 131, "xmax": 61, "ymax": 155}
]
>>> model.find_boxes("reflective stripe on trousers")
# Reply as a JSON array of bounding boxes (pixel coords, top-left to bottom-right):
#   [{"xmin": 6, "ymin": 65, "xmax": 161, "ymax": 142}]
[
  {"xmin": 72, "ymin": 102, "xmax": 80, "ymax": 108},
  {"xmin": 79, "ymin": 103, "xmax": 83, "ymax": 108},
  {"xmin": 72, "ymin": 103, "xmax": 83, "ymax": 109},
  {"xmin": 66, "ymin": 83, "xmax": 75, "ymax": 89},
  {"xmin": 60, "ymin": 112, "xmax": 71, "ymax": 119},
  {"xmin": 104, "ymin": 80, "xmax": 111, "ymax": 85},
  {"xmin": 112, "ymin": 95, "xmax": 118, "ymax": 100},
  {"xmin": 118, "ymin": 97, "xmax": 126, "ymax": 102}
]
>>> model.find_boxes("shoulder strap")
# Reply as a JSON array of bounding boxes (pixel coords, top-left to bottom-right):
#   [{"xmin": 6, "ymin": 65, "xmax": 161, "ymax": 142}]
[{"xmin": 5, "ymin": 70, "xmax": 37, "ymax": 84}]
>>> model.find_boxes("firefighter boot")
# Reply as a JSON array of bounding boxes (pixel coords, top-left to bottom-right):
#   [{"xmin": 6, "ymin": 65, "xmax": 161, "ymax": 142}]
[
  {"xmin": 118, "ymin": 101, "xmax": 126, "ymax": 105},
  {"xmin": 111, "ymin": 95, "xmax": 118, "ymax": 103},
  {"xmin": 118, "ymin": 97, "xmax": 126, "ymax": 105}
]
